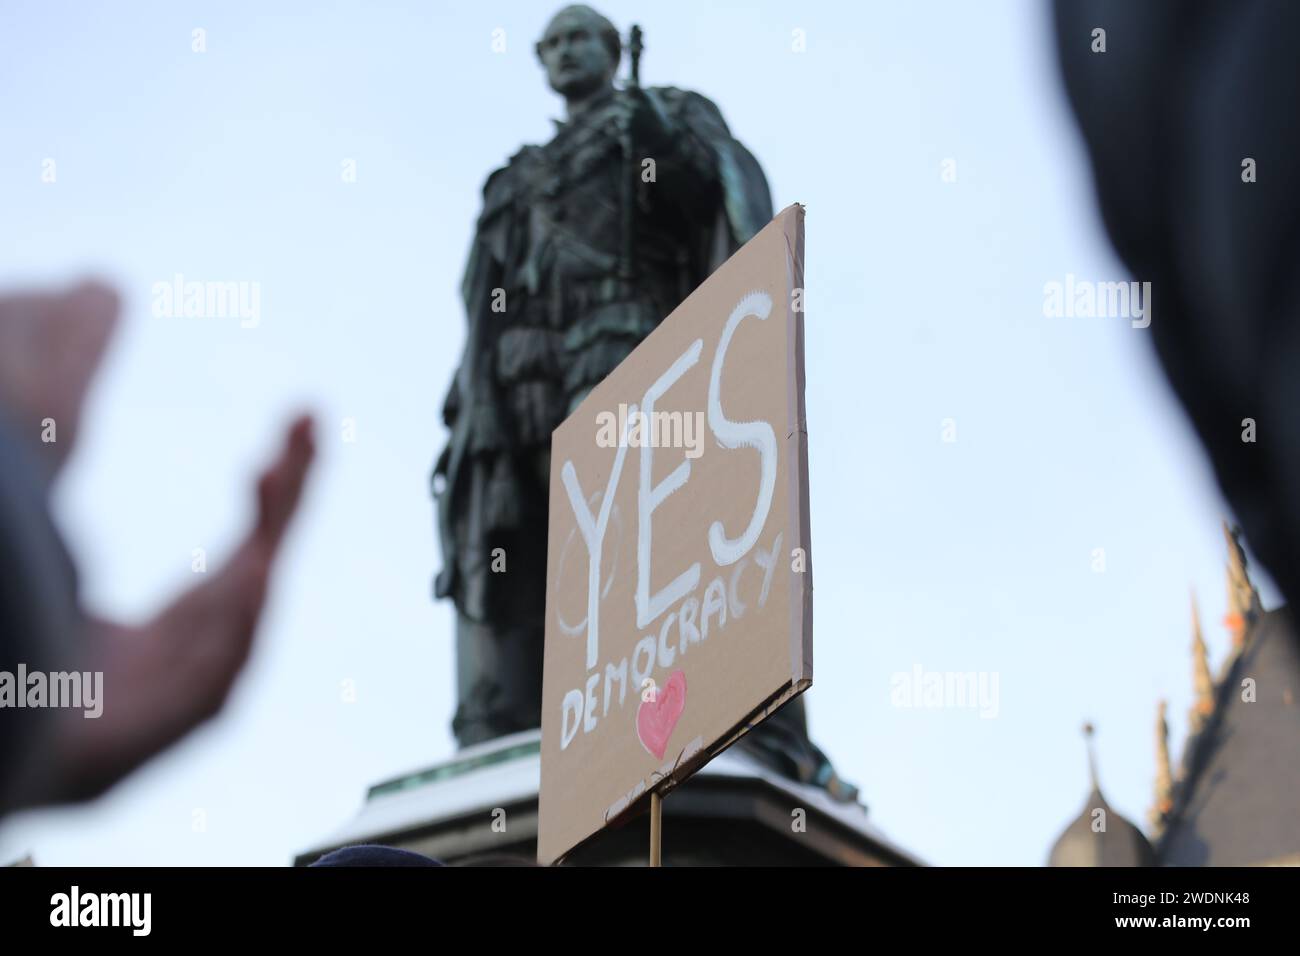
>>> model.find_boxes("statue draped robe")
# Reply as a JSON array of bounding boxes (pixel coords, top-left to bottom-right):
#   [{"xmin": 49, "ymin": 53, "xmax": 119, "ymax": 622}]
[{"xmin": 433, "ymin": 85, "xmax": 855, "ymax": 801}]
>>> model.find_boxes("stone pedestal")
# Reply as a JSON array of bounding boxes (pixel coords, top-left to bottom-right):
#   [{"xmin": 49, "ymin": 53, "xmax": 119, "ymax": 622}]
[{"xmin": 296, "ymin": 730, "xmax": 920, "ymax": 867}]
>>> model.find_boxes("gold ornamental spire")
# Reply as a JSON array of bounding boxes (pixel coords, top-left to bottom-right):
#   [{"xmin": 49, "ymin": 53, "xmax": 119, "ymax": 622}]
[
  {"xmin": 1222, "ymin": 521, "xmax": 1260, "ymax": 646},
  {"xmin": 1150, "ymin": 699, "xmax": 1174, "ymax": 834},
  {"xmin": 1190, "ymin": 590, "xmax": 1214, "ymax": 734}
]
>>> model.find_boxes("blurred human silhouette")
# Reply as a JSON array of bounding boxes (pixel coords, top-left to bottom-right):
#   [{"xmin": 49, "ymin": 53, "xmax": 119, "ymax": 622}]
[
  {"xmin": 0, "ymin": 280, "xmax": 315, "ymax": 817},
  {"xmin": 1056, "ymin": 0, "xmax": 1300, "ymax": 619}
]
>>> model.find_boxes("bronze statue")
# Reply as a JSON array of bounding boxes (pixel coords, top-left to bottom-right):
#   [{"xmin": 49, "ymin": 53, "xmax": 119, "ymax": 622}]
[{"xmin": 434, "ymin": 5, "xmax": 854, "ymax": 800}]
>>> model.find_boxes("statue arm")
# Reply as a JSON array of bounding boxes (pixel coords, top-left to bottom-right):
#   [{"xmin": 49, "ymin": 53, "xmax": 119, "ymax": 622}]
[
  {"xmin": 639, "ymin": 87, "xmax": 724, "ymax": 210},
  {"xmin": 433, "ymin": 185, "xmax": 510, "ymax": 601},
  {"xmin": 443, "ymin": 161, "xmax": 518, "ymax": 429},
  {"xmin": 644, "ymin": 87, "xmax": 773, "ymax": 244}
]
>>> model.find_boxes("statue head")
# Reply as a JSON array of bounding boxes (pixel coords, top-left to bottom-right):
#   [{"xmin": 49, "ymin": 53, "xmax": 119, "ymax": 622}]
[{"xmin": 535, "ymin": 5, "xmax": 621, "ymax": 101}]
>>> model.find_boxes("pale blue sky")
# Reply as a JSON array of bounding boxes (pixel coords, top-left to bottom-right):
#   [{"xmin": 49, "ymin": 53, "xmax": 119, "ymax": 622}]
[{"xmin": 0, "ymin": 0, "xmax": 1278, "ymax": 865}]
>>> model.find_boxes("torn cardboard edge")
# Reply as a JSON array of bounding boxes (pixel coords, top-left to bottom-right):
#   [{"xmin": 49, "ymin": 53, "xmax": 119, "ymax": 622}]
[{"xmin": 783, "ymin": 204, "xmax": 814, "ymax": 687}]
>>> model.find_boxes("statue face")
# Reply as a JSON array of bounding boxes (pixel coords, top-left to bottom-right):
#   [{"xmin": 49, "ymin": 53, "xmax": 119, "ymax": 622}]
[{"xmin": 537, "ymin": 9, "xmax": 615, "ymax": 100}]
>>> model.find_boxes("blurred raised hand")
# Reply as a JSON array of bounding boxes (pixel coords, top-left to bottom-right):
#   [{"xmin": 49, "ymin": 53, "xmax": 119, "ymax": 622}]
[{"xmin": 0, "ymin": 281, "xmax": 316, "ymax": 810}]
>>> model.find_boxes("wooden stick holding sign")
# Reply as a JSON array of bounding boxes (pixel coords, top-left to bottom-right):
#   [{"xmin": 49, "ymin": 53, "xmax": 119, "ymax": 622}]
[
  {"xmin": 538, "ymin": 204, "xmax": 813, "ymax": 865},
  {"xmin": 649, "ymin": 790, "xmax": 662, "ymax": 867}
]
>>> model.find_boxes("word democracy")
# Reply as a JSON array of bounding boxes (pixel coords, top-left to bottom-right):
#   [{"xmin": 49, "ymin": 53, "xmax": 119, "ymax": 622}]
[{"xmin": 560, "ymin": 531, "xmax": 785, "ymax": 749}]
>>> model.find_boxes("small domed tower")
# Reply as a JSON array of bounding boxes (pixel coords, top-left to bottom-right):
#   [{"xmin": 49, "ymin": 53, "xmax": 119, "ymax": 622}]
[{"xmin": 1048, "ymin": 723, "xmax": 1155, "ymax": 866}]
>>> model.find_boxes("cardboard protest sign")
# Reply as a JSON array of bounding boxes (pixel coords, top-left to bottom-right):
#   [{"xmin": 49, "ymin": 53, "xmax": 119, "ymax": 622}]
[{"xmin": 538, "ymin": 203, "xmax": 812, "ymax": 864}]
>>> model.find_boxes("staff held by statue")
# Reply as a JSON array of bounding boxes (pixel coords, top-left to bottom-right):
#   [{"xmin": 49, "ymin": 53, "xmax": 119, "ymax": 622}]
[{"xmin": 619, "ymin": 24, "xmax": 643, "ymax": 282}]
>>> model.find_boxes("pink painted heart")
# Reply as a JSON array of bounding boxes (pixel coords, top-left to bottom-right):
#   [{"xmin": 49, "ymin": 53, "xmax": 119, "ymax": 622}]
[{"xmin": 636, "ymin": 669, "xmax": 687, "ymax": 760}]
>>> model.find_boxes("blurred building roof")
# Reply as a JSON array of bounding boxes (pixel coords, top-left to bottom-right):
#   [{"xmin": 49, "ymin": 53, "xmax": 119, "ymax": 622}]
[
  {"xmin": 1051, "ymin": 522, "xmax": 1300, "ymax": 867},
  {"xmin": 1155, "ymin": 606, "xmax": 1300, "ymax": 865},
  {"xmin": 1048, "ymin": 724, "xmax": 1156, "ymax": 867}
]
